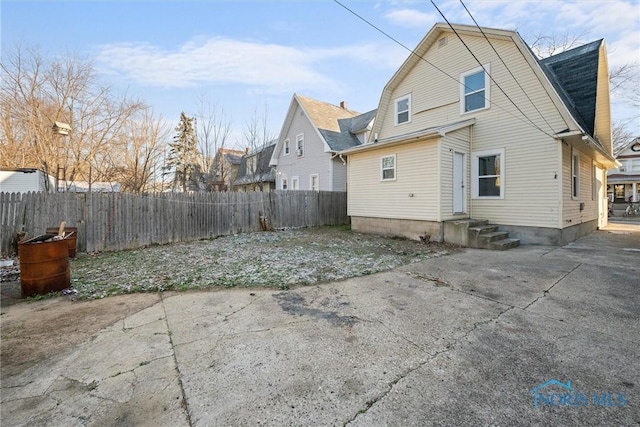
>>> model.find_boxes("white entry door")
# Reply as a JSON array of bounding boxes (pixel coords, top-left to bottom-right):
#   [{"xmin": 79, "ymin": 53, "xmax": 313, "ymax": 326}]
[{"xmin": 453, "ymin": 152, "xmax": 466, "ymax": 214}]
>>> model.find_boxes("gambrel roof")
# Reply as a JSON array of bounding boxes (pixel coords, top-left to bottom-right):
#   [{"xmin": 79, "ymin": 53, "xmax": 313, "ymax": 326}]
[
  {"xmin": 539, "ymin": 39, "xmax": 603, "ymax": 144},
  {"xmin": 361, "ymin": 23, "xmax": 615, "ymax": 166}
]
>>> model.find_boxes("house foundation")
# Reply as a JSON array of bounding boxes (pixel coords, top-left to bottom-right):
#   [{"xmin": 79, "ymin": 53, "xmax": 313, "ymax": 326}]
[{"xmin": 350, "ymin": 217, "xmax": 443, "ymax": 242}]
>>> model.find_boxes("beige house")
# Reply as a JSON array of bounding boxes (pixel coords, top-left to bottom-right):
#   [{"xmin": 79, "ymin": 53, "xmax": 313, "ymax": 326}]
[
  {"xmin": 209, "ymin": 148, "xmax": 245, "ymax": 191},
  {"xmin": 341, "ymin": 23, "xmax": 617, "ymax": 246}
]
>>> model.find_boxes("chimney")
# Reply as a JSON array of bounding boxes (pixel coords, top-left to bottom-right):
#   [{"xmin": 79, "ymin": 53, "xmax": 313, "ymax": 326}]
[
  {"xmin": 340, "ymin": 101, "xmax": 348, "ymax": 110},
  {"xmin": 245, "ymin": 147, "xmax": 250, "ymax": 154}
]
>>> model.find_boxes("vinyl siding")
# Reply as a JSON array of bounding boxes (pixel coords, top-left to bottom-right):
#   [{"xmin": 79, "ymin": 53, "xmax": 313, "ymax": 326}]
[
  {"xmin": 561, "ymin": 143, "xmax": 600, "ymax": 227},
  {"xmin": 0, "ymin": 171, "xmax": 53, "ymax": 193},
  {"xmin": 376, "ymin": 31, "xmax": 568, "ymax": 228},
  {"xmin": 275, "ymin": 102, "xmax": 347, "ymax": 191},
  {"xmin": 594, "ymin": 44, "xmax": 613, "ymax": 155},
  {"xmin": 440, "ymin": 128, "xmax": 471, "ymax": 220},
  {"xmin": 332, "ymin": 157, "xmax": 348, "ymax": 192},
  {"xmin": 347, "ymin": 138, "xmax": 439, "ymax": 220}
]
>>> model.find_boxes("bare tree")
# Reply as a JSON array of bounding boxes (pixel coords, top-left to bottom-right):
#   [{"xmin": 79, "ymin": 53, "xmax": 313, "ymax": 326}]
[
  {"xmin": 107, "ymin": 109, "xmax": 169, "ymax": 192},
  {"xmin": 0, "ymin": 44, "xmax": 145, "ymax": 190},
  {"xmin": 195, "ymin": 92, "xmax": 233, "ymax": 173},
  {"xmin": 527, "ymin": 30, "xmax": 590, "ymax": 59},
  {"xmin": 242, "ymin": 105, "xmax": 275, "ymax": 191}
]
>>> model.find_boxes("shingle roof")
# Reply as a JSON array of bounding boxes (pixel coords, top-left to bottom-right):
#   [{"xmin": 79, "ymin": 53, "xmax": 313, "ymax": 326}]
[
  {"xmin": 539, "ymin": 39, "xmax": 602, "ymax": 140},
  {"xmin": 320, "ymin": 109, "xmax": 378, "ymax": 151},
  {"xmin": 296, "ymin": 95, "xmax": 360, "ymax": 132},
  {"xmin": 234, "ymin": 141, "xmax": 277, "ymax": 185},
  {"xmin": 224, "ymin": 153, "xmax": 243, "ymax": 165}
]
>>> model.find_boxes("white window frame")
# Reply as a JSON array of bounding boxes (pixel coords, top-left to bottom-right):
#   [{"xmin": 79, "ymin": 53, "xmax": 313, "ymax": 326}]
[
  {"xmin": 281, "ymin": 177, "xmax": 288, "ymax": 190},
  {"xmin": 296, "ymin": 134, "xmax": 304, "ymax": 157},
  {"xmin": 381, "ymin": 154, "xmax": 396, "ymax": 181},
  {"xmin": 394, "ymin": 94, "xmax": 411, "ymax": 126},
  {"xmin": 310, "ymin": 173, "xmax": 319, "ymax": 191},
  {"xmin": 592, "ymin": 162, "xmax": 597, "ymax": 201},
  {"xmin": 291, "ymin": 176, "xmax": 299, "ymax": 190},
  {"xmin": 572, "ymin": 150, "xmax": 580, "ymax": 199},
  {"xmin": 284, "ymin": 139, "xmax": 290, "ymax": 156},
  {"xmin": 472, "ymin": 148, "xmax": 504, "ymax": 199},
  {"xmin": 460, "ymin": 64, "xmax": 490, "ymax": 114}
]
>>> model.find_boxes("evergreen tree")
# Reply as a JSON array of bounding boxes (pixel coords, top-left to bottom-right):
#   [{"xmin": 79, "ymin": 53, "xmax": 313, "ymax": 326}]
[{"xmin": 167, "ymin": 112, "xmax": 200, "ymax": 192}]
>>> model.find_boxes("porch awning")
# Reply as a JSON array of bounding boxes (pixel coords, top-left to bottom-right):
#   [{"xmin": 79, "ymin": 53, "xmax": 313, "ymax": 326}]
[{"xmin": 607, "ymin": 174, "xmax": 640, "ymax": 184}]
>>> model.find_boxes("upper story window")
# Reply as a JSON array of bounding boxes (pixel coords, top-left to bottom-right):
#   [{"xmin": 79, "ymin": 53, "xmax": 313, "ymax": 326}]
[
  {"xmin": 284, "ymin": 139, "xmax": 290, "ymax": 156},
  {"xmin": 296, "ymin": 134, "xmax": 304, "ymax": 156},
  {"xmin": 461, "ymin": 64, "xmax": 490, "ymax": 114},
  {"xmin": 394, "ymin": 94, "xmax": 411, "ymax": 125},
  {"xmin": 381, "ymin": 155, "xmax": 396, "ymax": 181}
]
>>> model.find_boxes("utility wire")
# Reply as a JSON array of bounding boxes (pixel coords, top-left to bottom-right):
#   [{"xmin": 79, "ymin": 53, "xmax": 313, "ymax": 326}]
[
  {"xmin": 458, "ymin": 0, "xmax": 557, "ymax": 134},
  {"xmin": 333, "ymin": 0, "xmax": 556, "ymax": 139},
  {"xmin": 430, "ymin": 0, "xmax": 555, "ymax": 138}
]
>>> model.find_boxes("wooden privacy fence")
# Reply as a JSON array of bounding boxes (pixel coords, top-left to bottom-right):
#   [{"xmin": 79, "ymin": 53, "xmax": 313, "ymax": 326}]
[{"xmin": 0, "ymin": 190, "xmax": 349, "ymax": 256}]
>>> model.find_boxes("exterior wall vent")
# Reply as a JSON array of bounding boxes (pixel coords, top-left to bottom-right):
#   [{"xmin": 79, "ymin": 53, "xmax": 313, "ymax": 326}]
[{"xmin": 438, "ymin": 37, "xmax": 448, "ymax": 48}]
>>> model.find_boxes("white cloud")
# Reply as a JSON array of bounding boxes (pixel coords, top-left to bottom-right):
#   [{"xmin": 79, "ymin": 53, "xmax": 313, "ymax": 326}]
[
  {"xmin": 94, "ymin": 37, "xmax": 406, "ymax": 92},
  {"xmin": 385, "ymin": 8, "xmax": 438, "ymax": 28},
  {"xmin": 96, "ymin": 37, "xmax": 336, "ymax": 90}
]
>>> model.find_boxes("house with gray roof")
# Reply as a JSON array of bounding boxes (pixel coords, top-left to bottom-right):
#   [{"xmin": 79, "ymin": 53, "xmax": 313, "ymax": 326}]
[
  {"xmin": 269, "ymin": 94, "xmax": 375, "ymax": 192},
  {"xmin": 234, "ymin": 141, "xmax": 277, "ymax": 192},
  {"xmin": 339, "ymin": 23, "xmax": 617, "ymax": 247}
]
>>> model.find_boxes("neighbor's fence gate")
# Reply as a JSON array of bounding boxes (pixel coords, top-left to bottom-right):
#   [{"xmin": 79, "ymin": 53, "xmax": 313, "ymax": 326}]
[{"xmin": 0, "ymin": 191, "xmax": 348, "ymax": 256}]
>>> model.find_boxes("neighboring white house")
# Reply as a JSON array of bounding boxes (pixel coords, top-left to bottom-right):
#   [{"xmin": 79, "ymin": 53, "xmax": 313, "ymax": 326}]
[
  {"xmin": 0, "ymin": 168, "xmax": 56, "ymax": 193},
  {"xmin": 340, "ymin": 23, "xmax": 617, "ymax": 246},
  {"xmin": 269, "ymin": 94, "xmax": 376, "ymax": 192},
  {"xmin": 607, "ymin": 137, "xmax": 640, "ymax": 203}
]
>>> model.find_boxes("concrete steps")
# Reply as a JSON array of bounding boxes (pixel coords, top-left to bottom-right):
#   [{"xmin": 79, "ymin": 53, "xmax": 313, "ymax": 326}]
[
  {"xmin": 468, "ymin": 221, "xmax": 520, "ymax": 250},
  {"xmin": 443, "ymin": 219, "xmax": 520, "ymax": 250}
]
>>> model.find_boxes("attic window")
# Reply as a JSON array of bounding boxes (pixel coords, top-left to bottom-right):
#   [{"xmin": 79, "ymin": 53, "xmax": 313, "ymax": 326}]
[
  {"xmin": 394, "ymin": 94, "xmax": 411, "ymax": 125},
  {"xmin": 284, "ymin": 139, "xmax": 290, "ymax": 155},
  {"xmin": 296, "ymin": 134, "xmax": 304, "ymax": 156}
]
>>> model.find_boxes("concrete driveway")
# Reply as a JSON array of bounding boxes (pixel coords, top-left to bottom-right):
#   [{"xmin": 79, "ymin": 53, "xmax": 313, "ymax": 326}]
[{"xmin": 1, "ymin": 223, "xmax": 638, "ymax": 426}]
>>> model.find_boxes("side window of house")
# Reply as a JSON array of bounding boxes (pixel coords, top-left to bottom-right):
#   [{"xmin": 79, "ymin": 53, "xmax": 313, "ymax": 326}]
[
  {"xmin": 473, "ymin": 149, "xmax": 504, "ymax": 198},
  {"xmin": 296, "ymin": 134, "xmax": 304, "ymax": 156},
  {"xmin": 284, "ymin": 139, "xmax": 290, "ymax": 156},
  {"xmin": 461, "ymin": 64, "xmax": 490, "ymax": 113},
  {"xmin": 381, "ymin": 155, "xmax": 396, "ymax": 180},
  {"xmin": 572, "ymin": 151, "xmax": 580, "ymax": 198},
  {"xmin": 282, "ymin": 177, "xmax": 288, "ymax": 190},
  {"xmin": 310, "ymin": 174, "xmax": 319, "ymax": 191},
  {"xmin": 394, "ymin": 95, "xmax": 411, "ymax": 125},
  {"xmin": 292, "ymin": 176, "xmax": 299, "ymax": 190}
]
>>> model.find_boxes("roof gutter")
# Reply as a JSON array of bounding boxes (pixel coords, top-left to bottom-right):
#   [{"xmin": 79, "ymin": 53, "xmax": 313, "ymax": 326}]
[
  {"xmin": 554, "ymin": 130, "xmax": 619, "ymax": 167},
  {"xmin": 340, "ymin": 118, "xmax": 475, "ymax": 155}
]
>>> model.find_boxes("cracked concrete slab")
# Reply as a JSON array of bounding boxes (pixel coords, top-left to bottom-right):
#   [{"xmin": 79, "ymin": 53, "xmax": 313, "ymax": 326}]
[
  {"xmin": 1, "ymin": 223, "xmax": 638, "ymax": 426},
  {"xmin": 162, "ymin": 272, "xmax": 511, "ymax": 426},
  {"xmin": 349, "ymin": 308, "xmax": 639, "ymax": 427},
  {"xmin": 1, "ymin": 302, "xmax": 189, "ymax": 427}
]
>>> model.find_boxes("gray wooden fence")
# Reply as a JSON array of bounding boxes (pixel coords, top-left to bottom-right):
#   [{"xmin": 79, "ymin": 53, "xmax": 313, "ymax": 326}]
[{"xmin": 0, "ymin": 191, "xmax": 349, "ymax": 256}]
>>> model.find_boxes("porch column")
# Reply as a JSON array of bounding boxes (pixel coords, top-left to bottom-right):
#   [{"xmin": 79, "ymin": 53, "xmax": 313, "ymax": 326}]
[{"xmin": 633, "ymin": 182, "xmax": 638, "ymax": 202}]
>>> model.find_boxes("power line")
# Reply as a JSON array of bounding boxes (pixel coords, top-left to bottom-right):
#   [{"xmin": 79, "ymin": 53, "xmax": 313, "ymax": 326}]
[
  {"xmin": 430, "ymin": 0, "xmax": 555, "ymax": 138},
  {"xmin": 457, "ymin": 0, "xmax": 558, "ymax": 134},
  {"xmin": 333, "ymin": 0, "xmax": 557, "ymax": 139}
]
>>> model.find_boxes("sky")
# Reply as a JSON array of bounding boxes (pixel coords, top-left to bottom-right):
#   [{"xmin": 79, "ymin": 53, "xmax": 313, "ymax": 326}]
[{"xmin": 2, "ymin": 0, "xmax": 639, "ymax": 147}]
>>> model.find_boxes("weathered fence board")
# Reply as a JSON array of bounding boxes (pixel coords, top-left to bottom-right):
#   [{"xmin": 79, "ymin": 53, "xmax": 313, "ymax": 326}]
[{"xmin": 0, "ymin": 191, "xmax": 349, "ymax": 256}]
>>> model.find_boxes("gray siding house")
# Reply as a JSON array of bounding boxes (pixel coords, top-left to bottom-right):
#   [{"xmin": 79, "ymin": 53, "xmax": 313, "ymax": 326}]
[{"xmin": 269, "ymin": 94, "xmax": 376, "ymax": 192}]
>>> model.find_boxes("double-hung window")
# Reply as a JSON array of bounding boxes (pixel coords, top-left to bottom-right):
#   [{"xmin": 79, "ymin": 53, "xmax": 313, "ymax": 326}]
[
  {"xmin": 284, "ymin": 139, "xmax": 290, "ymax": 155},
  {"xmin": 461, "ymin": 64, "xmax": 490, "ymax": 113},
  {"xmin": 296, "ymin": 134, "xmax": 304, "ymax": 156},
  {"xmin": 472, "ymin": 149, "xmax": 504, "ymax": 198},
  {"xmin": 572, "ymin": 151, "xmax": 580, "ymax": 199},
  {"xmin": 381, "ymin": 155, "xmax": 396, "ymax": 181},
  {"xmin": 394, "ymin": 94, "xmax": 411, "ymax": 125}
]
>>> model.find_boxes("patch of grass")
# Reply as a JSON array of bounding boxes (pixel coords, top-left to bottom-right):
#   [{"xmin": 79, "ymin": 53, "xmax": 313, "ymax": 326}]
[{"xmin": 68, "ymin": 228, "xmax": 455, "ymax": 300}]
